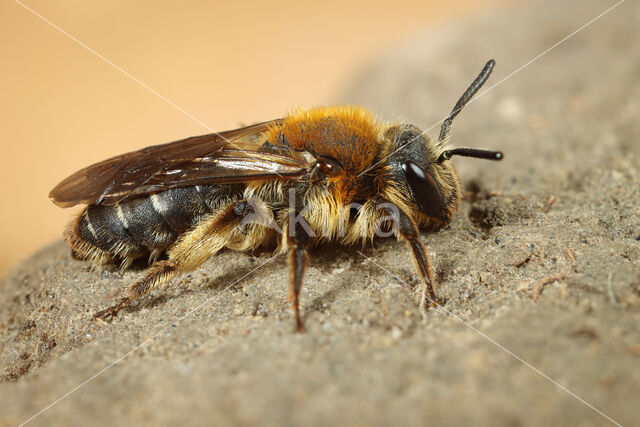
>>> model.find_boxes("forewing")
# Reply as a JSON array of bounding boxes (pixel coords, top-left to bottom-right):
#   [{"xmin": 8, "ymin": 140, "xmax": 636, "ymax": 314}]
[{"xmin": 50, "ymin": 119, "xmax": 315, "ymax": 207}]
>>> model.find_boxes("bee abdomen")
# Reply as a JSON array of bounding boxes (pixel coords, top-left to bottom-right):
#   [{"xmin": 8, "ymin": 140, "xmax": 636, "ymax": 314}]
[
  {"xmin": 69, "ymin": 203, "xmax": 147, "ymax": 265},
  {"xmin": 117, "ymin": 195, "xmax": 179, "ymax": 249},
  {"xmin": 66, "ymin": 185, "xmax": 242, "ymax": 266},
  {"xmin": 147, "ymin": 187, "xmax": 210, "ymax": 234}
]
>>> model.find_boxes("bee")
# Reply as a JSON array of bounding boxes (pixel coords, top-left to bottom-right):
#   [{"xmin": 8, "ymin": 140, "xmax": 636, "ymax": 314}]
[{"xmin": 50, "ymin": 59, "xmax": 502, "ymax": 332}]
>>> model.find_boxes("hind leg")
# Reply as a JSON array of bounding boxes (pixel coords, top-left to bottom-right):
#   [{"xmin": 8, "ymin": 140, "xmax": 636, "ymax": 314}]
[{"xmin": 95, "ymin": 201, "xmax": 255, "ymax": 320}]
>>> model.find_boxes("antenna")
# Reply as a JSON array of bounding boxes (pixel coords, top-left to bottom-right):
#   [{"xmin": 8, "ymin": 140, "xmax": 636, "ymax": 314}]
[
  {"xmin": 438, "ymin": 59, "xmax": 495, "ymax": 143},
  {"xmin": 438, "ymin": 147, "xmax": 503, "ymax": 163}
]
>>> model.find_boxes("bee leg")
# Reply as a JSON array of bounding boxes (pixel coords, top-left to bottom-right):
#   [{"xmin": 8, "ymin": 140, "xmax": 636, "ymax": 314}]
[
  {"xmin": 94, "ymin": 259, "xmax": 179, "ymax": 320},
  {"xmin": 95, "ymin": 202, "xmax": 249, "ymax": 320},
  {"xmin": 390, "ymin": 206, "xmax": 439, "ymax": 311},
  {"xmin": 286, "ymin": 217, "xmax": 313, "ymax": 333}
]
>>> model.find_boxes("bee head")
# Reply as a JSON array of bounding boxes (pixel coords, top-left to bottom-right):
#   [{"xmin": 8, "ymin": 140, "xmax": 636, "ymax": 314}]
[
  {"xmin": 384, "ymin": 59, "xmax": 503, "ymax": 223},
  {"xmin": 385, "ymin": 125, "xmax": 458, "ymax": 222}
]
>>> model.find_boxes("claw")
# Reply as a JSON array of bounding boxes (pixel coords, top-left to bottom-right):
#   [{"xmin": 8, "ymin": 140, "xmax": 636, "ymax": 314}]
[
  {"xmin": 94, "ymin": 297, "xmax": 129, "ymax": 321},
  {"xmin": 292, "ymin": 302, "xmax": 307, "ymax": 333},
  {"xmin": 295, "ymin": 314, "xmax": 306, "ymax": 333},
  {"xmin": 427, "ymin": 296, "xmax": 446, "ymax": 308}
]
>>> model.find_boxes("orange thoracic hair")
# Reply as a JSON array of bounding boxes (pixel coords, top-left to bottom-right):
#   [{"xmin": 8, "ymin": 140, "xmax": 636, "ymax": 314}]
[{"xmin": 266, "ymin": 106, "xmax": 386, "ymax": 177}]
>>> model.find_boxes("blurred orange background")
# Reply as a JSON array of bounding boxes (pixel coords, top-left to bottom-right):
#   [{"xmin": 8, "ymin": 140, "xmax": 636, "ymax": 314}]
[{"xmin": 0, "ymin": 0, "xmax": 511, "ymax": 276}]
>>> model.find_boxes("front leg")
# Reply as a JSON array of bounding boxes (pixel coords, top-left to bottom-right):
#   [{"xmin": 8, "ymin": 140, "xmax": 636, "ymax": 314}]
[
  {"xmin": 286, "ymin": 214, "xmax": 313, "ymax": 333},
  {"xmin": 385, "ymin": 204, "xmax": 439, "ymax": 311}
]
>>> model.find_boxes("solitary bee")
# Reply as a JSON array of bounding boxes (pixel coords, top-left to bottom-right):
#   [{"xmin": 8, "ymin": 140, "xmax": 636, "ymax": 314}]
[{"xmin": 50, "ymin": 60, "xmax": 502, "ymax": 332}]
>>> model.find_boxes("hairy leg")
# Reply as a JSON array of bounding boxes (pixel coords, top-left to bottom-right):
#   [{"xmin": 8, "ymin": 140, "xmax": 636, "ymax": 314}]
[{"xmin": 95, "ymin": 201, "xmax": 252, "ymax": 320}]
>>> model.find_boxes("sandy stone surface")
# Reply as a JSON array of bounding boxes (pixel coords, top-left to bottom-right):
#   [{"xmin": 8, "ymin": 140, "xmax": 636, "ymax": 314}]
[{"xmin": 1, "ymin": 1, "xmax": 638, "ymax": 426}]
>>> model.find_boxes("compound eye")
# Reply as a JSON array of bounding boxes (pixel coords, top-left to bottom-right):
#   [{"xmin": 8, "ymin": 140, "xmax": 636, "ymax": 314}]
[{"xmin": 402, "ymin": 161, "xmax": 443, "ymax": 218}]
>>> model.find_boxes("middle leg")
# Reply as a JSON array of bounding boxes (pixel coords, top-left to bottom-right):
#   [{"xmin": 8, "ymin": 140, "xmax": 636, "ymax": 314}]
[{"xmin": 286, "ymin": 213, "xmax": 313, "ymax": 332}]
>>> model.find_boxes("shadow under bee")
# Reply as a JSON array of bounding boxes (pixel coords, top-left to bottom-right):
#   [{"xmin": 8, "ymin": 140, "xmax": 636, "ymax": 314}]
[{"xmin": 105, "ymin": 254, "xmax": 285, "ymax": 317}]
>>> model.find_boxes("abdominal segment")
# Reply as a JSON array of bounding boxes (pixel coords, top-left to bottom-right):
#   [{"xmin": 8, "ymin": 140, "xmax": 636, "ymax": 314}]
[{"xmin": 66, "ymin": 185, "xmax": 242, "ymax": 267}]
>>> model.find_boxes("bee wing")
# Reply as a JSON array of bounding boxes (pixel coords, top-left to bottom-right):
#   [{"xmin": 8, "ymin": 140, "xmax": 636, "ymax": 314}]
[{"xmin": 50, "ymin": 119, "xmax": 316, "ymax": 207}]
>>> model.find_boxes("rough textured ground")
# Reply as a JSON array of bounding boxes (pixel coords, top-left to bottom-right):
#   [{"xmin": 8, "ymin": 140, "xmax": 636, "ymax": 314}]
[{"xmin": 1, "ymin": 1, "xmax": 639, "ymax": 426}]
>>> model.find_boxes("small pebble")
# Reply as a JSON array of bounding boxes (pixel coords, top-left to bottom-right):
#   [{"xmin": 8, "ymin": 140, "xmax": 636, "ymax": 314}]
[{"xmin": 391, "ymin": 327, "xmax": 402, "ymax": 340}]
